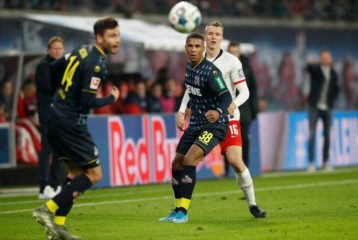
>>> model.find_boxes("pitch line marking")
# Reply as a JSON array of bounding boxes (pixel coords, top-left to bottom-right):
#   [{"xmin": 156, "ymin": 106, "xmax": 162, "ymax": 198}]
[{"xmin": 0, "ymin": 178, "xmax": 357, "ymax": 215}]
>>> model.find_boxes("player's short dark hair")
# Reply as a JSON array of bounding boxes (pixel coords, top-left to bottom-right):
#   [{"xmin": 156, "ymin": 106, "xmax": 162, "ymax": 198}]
[
  {"xmin": 228, "ymin": 41, "xmax": 240, "ymax": 49},
  {"xmin": 186, "ymin": 32, "xmax": 204, "ymax": 43},
  {"xmin": 94, "ymin": 17, "xmax": 119, "ymax": 36},
  {"xmin": 47, "ymin": 36, "xmax": 64, "ymax": 49},
  {"xmin": 205, "ymin": 21, "xmax": 224, "ymax": 35}
]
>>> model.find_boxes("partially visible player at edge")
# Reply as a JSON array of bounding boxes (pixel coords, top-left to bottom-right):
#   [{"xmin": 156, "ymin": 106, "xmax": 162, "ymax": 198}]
[
  {"xmin": 32, "ymin": 17, "xmax": 120, "ymax": 240},
  {"xmin": 160, "ymin": 32, "xmax": 233, "ymax": 223},
  {"xmin": 171, "ymin": 21, "xmax": 266, "ymax": 220}
]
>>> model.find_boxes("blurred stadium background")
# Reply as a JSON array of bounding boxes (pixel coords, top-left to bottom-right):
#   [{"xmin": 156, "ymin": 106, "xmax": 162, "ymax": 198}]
[{"xmin": 0, "ymin": 0, "xmax": 357, "ymax": 188}]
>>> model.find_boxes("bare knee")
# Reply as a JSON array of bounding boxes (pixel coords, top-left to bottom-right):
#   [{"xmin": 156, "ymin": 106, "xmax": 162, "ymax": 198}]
[
  {"xmin": 66, "ymin": 161, "xmax": 85, "ymax": 179},
  {"xmin": 172, "ymin": 154, "xmax": 184, "ymax": 170},
  {"xmin": 225, "ymin": 147, "xmax": 246, "ymax": 173},
  {"xmin": 183, "ymin": 155, "xmax": 196, "ymax": 166},
  {"xmin": 85, "ymin": 166, "xmax": 102, "ymax": 184}
]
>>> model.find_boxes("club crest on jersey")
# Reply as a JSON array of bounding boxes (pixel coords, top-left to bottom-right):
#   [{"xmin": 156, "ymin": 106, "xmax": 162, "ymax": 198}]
[
  {"xmin": 90, "ymin": 77, "xmax": 101, "ymax": 90},
  {"xmin": 194, "ymin": 78, "xmax": 200, "ymax": 86},
  {"xmin": 94, "ymin": 65, "xmax": 101, "ymax": 73}
]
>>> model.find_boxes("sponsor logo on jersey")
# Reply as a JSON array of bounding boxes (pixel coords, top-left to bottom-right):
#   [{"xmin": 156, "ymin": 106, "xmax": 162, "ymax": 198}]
[
  {"xmin": 215, "ymin": 76, "xmax": 226, "ymax": 90},
  {"xmin": 186, "ymin": 84, "xmax": 202, "ymax": 96},
  {"xmin": 90, "ymin": 77, "xmax": 101, "ymax": 90}
]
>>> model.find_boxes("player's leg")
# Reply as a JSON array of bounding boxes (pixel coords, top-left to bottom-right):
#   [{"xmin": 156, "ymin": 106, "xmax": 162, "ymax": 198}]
[
  {"xmin": 222, "ymin": 120, "xmax": 266, "ymax": 218},
  {"xmin": 35, "ymin": 123, "xmax": 99, "ymax": 239},
  {"xmin": 308, "ymin": 106, "xmax": 319, "ymax": 171},
  {"xmin": 49, "ymin": 153, "xmax": 66, "ymax": 194},
  {"xmin": 171, "ymin": 154, "xmax": 184, "ymax": 210},
  {"xmin": 33, "ymin": 161, "xmax": 84, "ymax": 239},
  {"xmin": 172, "ymin": 127, "xmax": 225, "ymax": 223},
  {"xmin": 159, "ymin": 153, "xmax": 185, "ymax": 222},
  {"xmin": 159, "ymin": 130, "xmax": 195, "ymax": 222},
  {"xmin": 172, "ymin": 144, "xmax": 205, "ymax": 223},
  {"xmin": 240, "ymin": 120, "xmax": 250, "ymax": 167},
  {"xmin": 321, "ymin": 109, "xmax": 333, "ymax": 170},
  {"xmin": 225, "ymin": 146, "xmax": 265, "ymax": 218},
  {"xmin": 45, "ymin": 163, "xmax": 99, "ymax": 240},
  {"xmin": 38, "ymin": 122, "xmax": 56, "ymax": 199}
]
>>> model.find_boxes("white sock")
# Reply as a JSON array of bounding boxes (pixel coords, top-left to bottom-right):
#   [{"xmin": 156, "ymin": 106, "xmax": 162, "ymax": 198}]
[{"xmin": 236, "ymin": 168, "xmax": 256, "ymax": 206}]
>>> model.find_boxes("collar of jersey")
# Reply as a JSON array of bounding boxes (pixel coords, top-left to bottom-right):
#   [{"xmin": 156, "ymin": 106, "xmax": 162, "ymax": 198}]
[
  {"xmin": 95, "ymin": 45, "xmax": 107, "ymax": 57},
  {"xmin": 191, "ymin": 57, "xmax": 205, "ymax": 70},
  {"xmin": 205, "ymin": 49, "xmax": 223, "ymax": 63}
]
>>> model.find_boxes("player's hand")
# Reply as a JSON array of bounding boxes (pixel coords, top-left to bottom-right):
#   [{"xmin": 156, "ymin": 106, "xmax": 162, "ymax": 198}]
[
  {"xmin": 176, "ymin": 112, "xmax": 185, "ymax": 131},
  {"xmin": 110, "ymin": 86, "xmax": 120, "ymax": 101},
  {"xmin": 307, "ymin": 57, "xmax": 317, "ymax": 65},
  {"xmin": 227, "ymin": 102, "xmax": 236, "ymax": 115},
  {"xmin": 185, "ymin": 108, "xmax": 192, "ymax": 121},
  {"xmin": 205, "ymin": 110, "xmax": 220, "ymax": 123}
]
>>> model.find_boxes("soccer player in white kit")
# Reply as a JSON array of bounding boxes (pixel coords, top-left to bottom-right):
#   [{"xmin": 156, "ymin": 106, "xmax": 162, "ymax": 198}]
[{"xmin": 177, "ymin": 21, "xmax": 266, "ymax": 218}]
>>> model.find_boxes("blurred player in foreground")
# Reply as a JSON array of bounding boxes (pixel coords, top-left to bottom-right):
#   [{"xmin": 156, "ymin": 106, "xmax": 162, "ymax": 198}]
[{"xmin": 32, "ymin": 17, "xmax": 120, "ymax": 240}]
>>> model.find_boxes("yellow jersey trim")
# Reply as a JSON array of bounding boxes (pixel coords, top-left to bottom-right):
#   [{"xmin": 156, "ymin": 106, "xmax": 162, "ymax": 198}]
[{"xmin": 95, "ymin": 45, "xmax": 107, "ymax": 57}]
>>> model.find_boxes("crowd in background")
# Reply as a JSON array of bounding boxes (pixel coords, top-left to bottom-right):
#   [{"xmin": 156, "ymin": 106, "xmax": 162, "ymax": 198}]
[
  {"xmin": 0, "ymin": 68, "xmax": 184, "ymax": 123},
  {"xmin": 94, "ymin": 71, "xmax": 184, "ymax": 115},
  {"xmin": 2, "ymin": 0, "xmax": 358, "ymax": 22}
]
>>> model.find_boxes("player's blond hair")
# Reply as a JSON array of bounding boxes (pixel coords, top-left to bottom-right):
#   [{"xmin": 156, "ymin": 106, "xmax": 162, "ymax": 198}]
[
  {"xmin": 204, "ymin": 21, "xmax": 224, "ymax": 35},
  {"xmin": 47, "ymin": 36, "xmax": 64, "ymax": 49}
]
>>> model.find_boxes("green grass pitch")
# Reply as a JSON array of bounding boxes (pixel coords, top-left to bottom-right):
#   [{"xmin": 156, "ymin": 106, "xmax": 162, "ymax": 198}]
[{"xmin": 0, "ymin": 167, "xmax": 357, "ymax": 240}]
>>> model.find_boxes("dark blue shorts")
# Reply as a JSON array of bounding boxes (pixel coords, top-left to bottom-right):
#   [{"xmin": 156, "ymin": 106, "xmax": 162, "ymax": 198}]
[
  {"xmin": 176, "ymin": 125, "xmax": 228, "ymax": 156},
  {"xmin": 48, "ymin": 118, "xmax": 100, "ymax": 169}
]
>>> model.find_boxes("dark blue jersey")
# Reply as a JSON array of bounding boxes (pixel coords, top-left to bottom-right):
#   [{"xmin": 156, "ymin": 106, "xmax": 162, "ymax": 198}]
[
  {"xmin": 51, "ymin": 44, "xmax": 114, "ymax": 124},
  {"xmin": 185, "ymin": 58, "xmax": 229, "ymax": 131}
]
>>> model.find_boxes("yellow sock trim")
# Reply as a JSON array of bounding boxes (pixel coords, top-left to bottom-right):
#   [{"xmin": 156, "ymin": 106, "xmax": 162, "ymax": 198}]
[
  {"xmin": 175, "ymin": 198, "xmax": 181, "ymax": 208},
  {"xmin": 54, "ymin": 216, "xmax": 66, "ymax": 225},
  {"xmin": 180, "ymin": 198, "xmax": 191, "ymax": 210},
  {"xmin": 46, "ymin": 200, "xmax": 59, "ymax": 214}
]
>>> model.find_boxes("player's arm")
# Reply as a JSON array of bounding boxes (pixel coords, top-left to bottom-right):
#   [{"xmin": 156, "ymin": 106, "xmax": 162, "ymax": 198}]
[
  {"xmin": 178, "ymin": 89, "xmax": 189, "ymax": 114},
  {"xmin": 206, "ymin": 69, "xmax": 232, "ymax": 123},
  {"xmin": 176, "ymin": 89, "xmax": 189, "ymax": 131},
  {"xmin": 233, "ymin": 81, "xmax": 249, "ymax": 109},
  {"xmin": 80, "ymin": 68, "xmax": 119, "ymax": 109},
  {"xmin": 229, "ymin": 57, "xmax": 249, "ymax": 112}
]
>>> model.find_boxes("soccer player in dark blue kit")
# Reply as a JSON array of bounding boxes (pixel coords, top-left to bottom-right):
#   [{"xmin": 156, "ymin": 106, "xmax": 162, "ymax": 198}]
[
  {"xmin": 159, "ymin": 33, "xmax": 232, "ymax": 223},
  {"xmin": 32, "ymin": 17, "xmax": 120, "ymax": 240}
]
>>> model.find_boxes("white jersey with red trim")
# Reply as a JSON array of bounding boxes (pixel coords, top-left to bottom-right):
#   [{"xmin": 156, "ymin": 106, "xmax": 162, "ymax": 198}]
[{"xmin": 206, "ymin": 50, "xmax": 246, "ymax": 120}]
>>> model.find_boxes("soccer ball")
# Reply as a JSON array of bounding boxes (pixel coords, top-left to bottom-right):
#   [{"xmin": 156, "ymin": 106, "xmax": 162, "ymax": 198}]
[{"xmin": 168, "ymin": 1, "xmax": 202, "ymax": 33}]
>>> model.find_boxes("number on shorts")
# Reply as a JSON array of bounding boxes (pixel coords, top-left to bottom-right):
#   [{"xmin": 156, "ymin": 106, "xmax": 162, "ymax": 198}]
[
  {"xmin": 229, "ymin": 124, "xmax": 239, "ymax": 136},
  {"xmin": 199, "ymin": 131, "xmax": 213, "ymax": 144}
]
